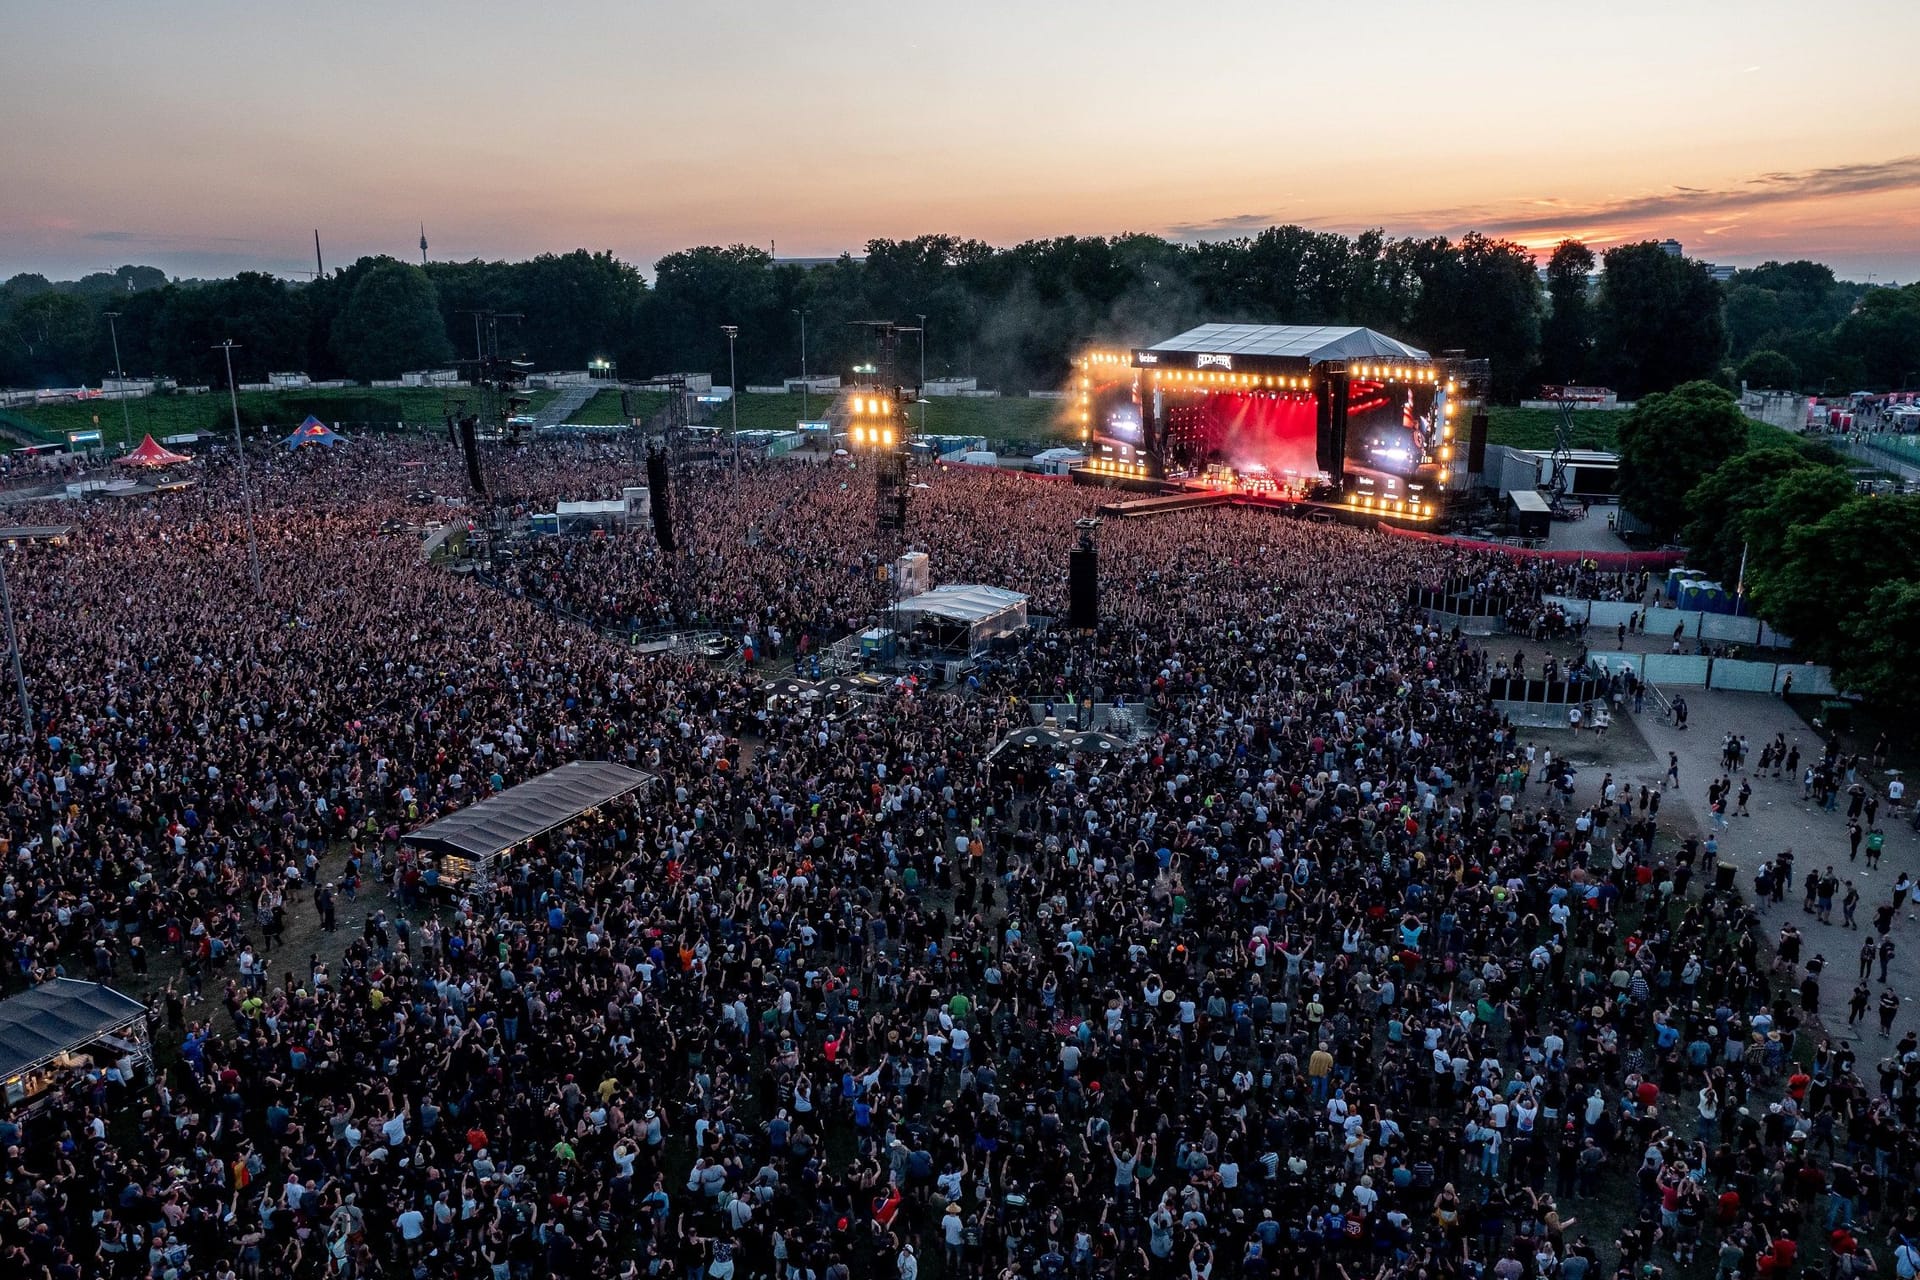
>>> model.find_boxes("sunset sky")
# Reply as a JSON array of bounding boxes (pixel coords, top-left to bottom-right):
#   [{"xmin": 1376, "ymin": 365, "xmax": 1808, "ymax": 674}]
[{"xmin": 4, "ymin": 0, "xmax": 1918, "ymax": 282}]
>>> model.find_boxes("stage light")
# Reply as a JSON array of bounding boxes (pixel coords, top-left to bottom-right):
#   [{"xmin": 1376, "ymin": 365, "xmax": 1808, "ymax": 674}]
[
  {"xmin": 882, "ymin": 428, "xmax": 895, "ymax": 445},
  {"xmin": 853, "ymin": 426, "xmax": 866, "ymax": 444},
  {"xmin": 1440, "ymin": 446, "xmax": 1452, "ymax": 461},
  {"xmin": 1445, "ymin": 402, "xmax": 1457, "ymax": 417}
]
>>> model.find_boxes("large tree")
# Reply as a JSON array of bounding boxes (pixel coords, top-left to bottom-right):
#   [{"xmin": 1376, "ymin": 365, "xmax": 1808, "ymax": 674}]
[
  {"xmin": 1615, "ymin": 380, "xmax": 1752, "ymax": 541},
  {"xmin": 1834, "ymin": 283, "xmax": 1920, "ymax": 390},
  {"xmin": 1682, "ymin": 447, "xmax": 1814, "ymax": 583},
  {"xmin": 1748, "ymin": 494, "xmax": 1920, "ymax": 667},
  {"xmin": 1537, "ymin": 240, "xmax": 1595, "ymax": 388},
  {"xmin": 1839, "ymin": 580, "xmax": 1920, "ymax": 712},
  {"xmin": 330, "ymin": 259, "xmax": 453, "ymax": 382},
  {"xmin": 1737, "ymin": 349, "xmax": 1797, "ymax": 392},
  {"xmin": 1596, "ymin": 242, "xmax": 1725, "ymax": 397}
]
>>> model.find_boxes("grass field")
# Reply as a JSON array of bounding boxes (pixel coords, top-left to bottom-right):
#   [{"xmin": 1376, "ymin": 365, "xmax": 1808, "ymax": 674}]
[
  {"xmin": 1486, "ymin": 405, "xmax": 1810, "ymax": 455},
  {"xmin": 912, "ymin": 395, "xmax": 1068, "ymax": 446},
  {"xmin": 1, "ymin": 386, "xmax": 558, "ymax": 448},
  {"xmin": 564, "ymin": 388, "xmax": 671, "ymax": 425}
]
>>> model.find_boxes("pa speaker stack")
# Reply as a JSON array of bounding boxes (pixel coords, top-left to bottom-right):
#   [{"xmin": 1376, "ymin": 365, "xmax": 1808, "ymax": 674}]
[
  {"xmin": 646, "ymin": 448, "xmax": 676, "ymax": 554},
  {"xmin": 458, "ymin": 417, "xmax": 486, "ymax": 497},
  {"xmin": 1068, "ymin": 545, "xmax": 1098, "ymax": 629},
  {"xmin": 1467, "ymin": 410, "xmax": 1489, "ymax": 475}
]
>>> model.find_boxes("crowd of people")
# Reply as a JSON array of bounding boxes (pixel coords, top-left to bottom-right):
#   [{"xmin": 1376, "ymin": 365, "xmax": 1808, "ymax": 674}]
[{"xmin": 0, "ymin": 434, "xmax": 1909, "ymax": 1280}]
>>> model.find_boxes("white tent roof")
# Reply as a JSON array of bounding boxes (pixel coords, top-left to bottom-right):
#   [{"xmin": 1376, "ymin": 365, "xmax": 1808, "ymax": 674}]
[
  {"xmin": 1031, "ymin": 448, "xmax": 1086, "ymax": 463},
  {"xmin": 555, "ymin": 499, "xmax": 626, "ymax": 517},
  {"xmin": 895, "ymin": 583, "xmax": 1028, "ymax": 623}
]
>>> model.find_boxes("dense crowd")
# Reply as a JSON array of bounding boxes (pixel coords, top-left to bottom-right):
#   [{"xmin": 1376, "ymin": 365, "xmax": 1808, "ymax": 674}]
[{"xmin": 0, "ymin": 435, "xmax": 1910, "ymax": 1280}]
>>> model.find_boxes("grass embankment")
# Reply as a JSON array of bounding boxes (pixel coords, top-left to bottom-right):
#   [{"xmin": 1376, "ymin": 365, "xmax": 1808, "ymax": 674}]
[
  {"xmin": 5, "ymin": 386, "xmax": 559, "ymax": 448},
  {"xmin": 566, "ymin": 389, "xmax": 671, "ymax": 425}
]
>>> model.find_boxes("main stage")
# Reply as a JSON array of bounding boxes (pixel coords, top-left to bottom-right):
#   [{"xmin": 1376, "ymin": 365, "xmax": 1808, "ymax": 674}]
[{"xmin": 1070, "ymin": 323, "xmax": 1482, "ymax": 522}]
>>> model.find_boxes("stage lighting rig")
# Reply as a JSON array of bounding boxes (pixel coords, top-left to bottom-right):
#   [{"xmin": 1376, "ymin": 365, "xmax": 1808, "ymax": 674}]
[{"xmin": 846, "ymin": 391, "xmax": 904, "ymax": 450}]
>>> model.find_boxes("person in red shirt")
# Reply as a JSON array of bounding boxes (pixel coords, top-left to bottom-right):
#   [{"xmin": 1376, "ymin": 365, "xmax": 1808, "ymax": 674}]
[{"xmin": 1764, "ymin": 1232, "xmax": 1799, "ymax": 1276}]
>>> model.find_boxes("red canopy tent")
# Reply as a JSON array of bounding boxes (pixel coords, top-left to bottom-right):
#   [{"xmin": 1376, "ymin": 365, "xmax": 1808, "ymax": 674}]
[{"xmin": 116, "ymin": 435, "xmax": 192, "ymax": 468}]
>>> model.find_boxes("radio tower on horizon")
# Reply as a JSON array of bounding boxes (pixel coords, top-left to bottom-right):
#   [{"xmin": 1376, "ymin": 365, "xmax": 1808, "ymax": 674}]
[{"xmin": 420, "ymin": 224, "xmax": 429, "ymax": 266}]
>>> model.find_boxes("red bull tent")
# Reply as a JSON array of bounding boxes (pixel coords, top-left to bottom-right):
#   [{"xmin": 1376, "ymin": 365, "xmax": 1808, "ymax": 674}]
[
  {"xmin": 115, "ymin": 434, "xmax": 191, "ymax": 468},
  {"xmin": 284, "ymin": 416, "xmax": 347, "ymax": 449}
]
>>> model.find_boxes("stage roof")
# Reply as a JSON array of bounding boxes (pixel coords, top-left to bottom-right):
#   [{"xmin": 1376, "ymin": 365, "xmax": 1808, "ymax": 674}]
[
  {"xmin": 1137, "ymin": 324, "xmax": 1429, "ymax": 370},
  {"xmin": 896, "ymin": 583, "xmax": 1028, "ymax": 623},
  {"xmin": 0, "ymin": 980, "xmax": 146, "ymax": 1081},
  {"xmin": 401, "ymin": 760, "xmax": 653, "ymax": 863}
]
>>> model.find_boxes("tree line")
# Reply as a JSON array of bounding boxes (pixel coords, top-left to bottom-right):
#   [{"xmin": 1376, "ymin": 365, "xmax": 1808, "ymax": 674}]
[
  {"xmin": 2, "ymin": 231, "xmax": 1916, "ymax": 398},
  {"xmin": 1615, "ymin": 381, "xmax": 1919, "ymax": 710}
]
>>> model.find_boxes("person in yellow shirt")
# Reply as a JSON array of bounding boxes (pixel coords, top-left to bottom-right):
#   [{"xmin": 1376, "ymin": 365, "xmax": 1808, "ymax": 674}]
[{"xmin": 1308, "ymin": 1042, "xmax": 1334, "ymax": 1102}]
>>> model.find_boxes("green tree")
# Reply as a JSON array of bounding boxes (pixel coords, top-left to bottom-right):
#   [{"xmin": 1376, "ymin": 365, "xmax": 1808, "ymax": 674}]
[
  {"xmin": 1681, "ymin": 447, "xmax": 1813, "ymax": 582},
  {"xmin": 1615, "ymin": 380, "xmax": 1751, "ymax": 541},
  {"xmin": 330, "ymin": 259, "xmax": 453, "ymax": 382},
  {"xmin": 1595, "ymin": 242, "xmax": 1725, "ymax": 397},
  {"xmin": 1833, "ymin": 284, "xmax": 1920, "ymax": 390},
  {"xmin": 1537, "ymin": 240, "xmax": 1595, "ymax": 387},
  {"xmin": 0, "ymin": 290, "xmax": 96, "ymax": 385},
  {"xmin": 1747, "ymin": 495, "xmax": 1920, "ymax": 667},
  {"xmin": 1736, "ymin": 349, "xmax": 1798, "ymax": 391},
  {"xmin": 1838, "ymin": 580, "xmax": 1920, "ymax": 712},
  {"xmin": 1740, "ymin": 462, "xmax": 1856, "ymax": 568}
]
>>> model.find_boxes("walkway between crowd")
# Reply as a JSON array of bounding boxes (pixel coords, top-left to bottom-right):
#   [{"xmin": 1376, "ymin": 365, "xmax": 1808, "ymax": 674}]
[{"xmin": 1628, "ymin": 689, "xmax": 1920, "ymax": 1040}]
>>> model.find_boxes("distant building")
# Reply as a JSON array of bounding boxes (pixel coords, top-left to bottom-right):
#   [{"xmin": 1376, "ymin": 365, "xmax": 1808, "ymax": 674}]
[
  {"xmin": 1706, "ymin": 263, "xmax": 1737, "ymax": 282},
  {"xmin": 1658, "ymin": 239, "xmax": 1684, "ymax": 258}
]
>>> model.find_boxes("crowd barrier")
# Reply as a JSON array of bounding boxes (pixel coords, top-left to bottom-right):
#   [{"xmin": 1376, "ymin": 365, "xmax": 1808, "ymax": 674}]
[
  {"xmin": 1485, "ymin": 675, "xmax": 1604, "ymax": 705},
  {"xmin": 1407, "ymin": 586, "xmax": 1511, "ymax": 618},
  {"xmin": 1543, "ymin": 596, "xmax": 1792, "ymax": 649},
  {"xmin": 1585, "ymin": 651, "xmax": 1836, "ymax": 696}
]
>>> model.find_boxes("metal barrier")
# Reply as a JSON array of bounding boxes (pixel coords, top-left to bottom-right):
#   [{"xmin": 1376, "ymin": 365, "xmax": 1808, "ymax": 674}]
[
  {"xmin": 1485, "ymin": 675, "xmax": 1603, "ymax": 705},
  {"xmin": 1585, "ymin": 651, "xmax": 1838, "ymax": 697}
]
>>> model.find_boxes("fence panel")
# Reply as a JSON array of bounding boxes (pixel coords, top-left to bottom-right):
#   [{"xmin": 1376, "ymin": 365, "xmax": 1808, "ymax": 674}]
[
  {"xmin": 1708, "ymin": 659, "xmax": 1778, "ymax": 692},
  {"xmin": 1584, "ymin": 651, "xmax": 1644, "ymax": 679},
  {"xmin": 1643, "ymin": 654, "xmax": 1711, "ymax": 686},
  {"xmin": 1775, "ymin": 666, "xmax": 1837, "ymax": 696},
  {"xmin": 1642, "ymin": 606, "xmax": 1690, "ymax": 637},
  {"xmin": 1580, "ymin": 601, "xmax": 1640, "ymax": 629},
  {"xmin": 1700, "ymin": 613, "xmax": 1764, "ymax": 645}
]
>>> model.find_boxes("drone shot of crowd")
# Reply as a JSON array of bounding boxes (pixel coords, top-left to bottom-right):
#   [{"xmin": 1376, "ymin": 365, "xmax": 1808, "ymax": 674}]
[{"xmin": 8, "ymin": 4, "xmax": 1920, "ymax": 1280}]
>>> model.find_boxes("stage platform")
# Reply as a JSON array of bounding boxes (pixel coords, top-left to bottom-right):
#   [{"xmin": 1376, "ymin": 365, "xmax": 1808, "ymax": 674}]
[
  {"xmin": 1072, "ymin": 464, "xmax": 1445, "ymax": 530},
  {"xmin": 1096, "ymin": 491, "xmax": 1237, "ymax": 519}
]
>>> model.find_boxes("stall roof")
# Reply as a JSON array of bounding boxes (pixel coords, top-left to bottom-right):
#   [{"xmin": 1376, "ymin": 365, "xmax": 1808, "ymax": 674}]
[
  {"xmin": 1509, "ymin": 490, "xmax": 1552, "ymax": 513},
  {"xmin": 0, "ymin": 980, "xmax": 146, "ymax": 1080},
  {"xmin": 401, "ymin": 760, "xmax": 654, "ymax": 862},
  {"xmin": 894, "ymin": 583, "xmax": 1029, "ymax": 623},
  {"xmin": 1139, "ymin": 323, "xmax": 1429, "ymax": 367}
]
